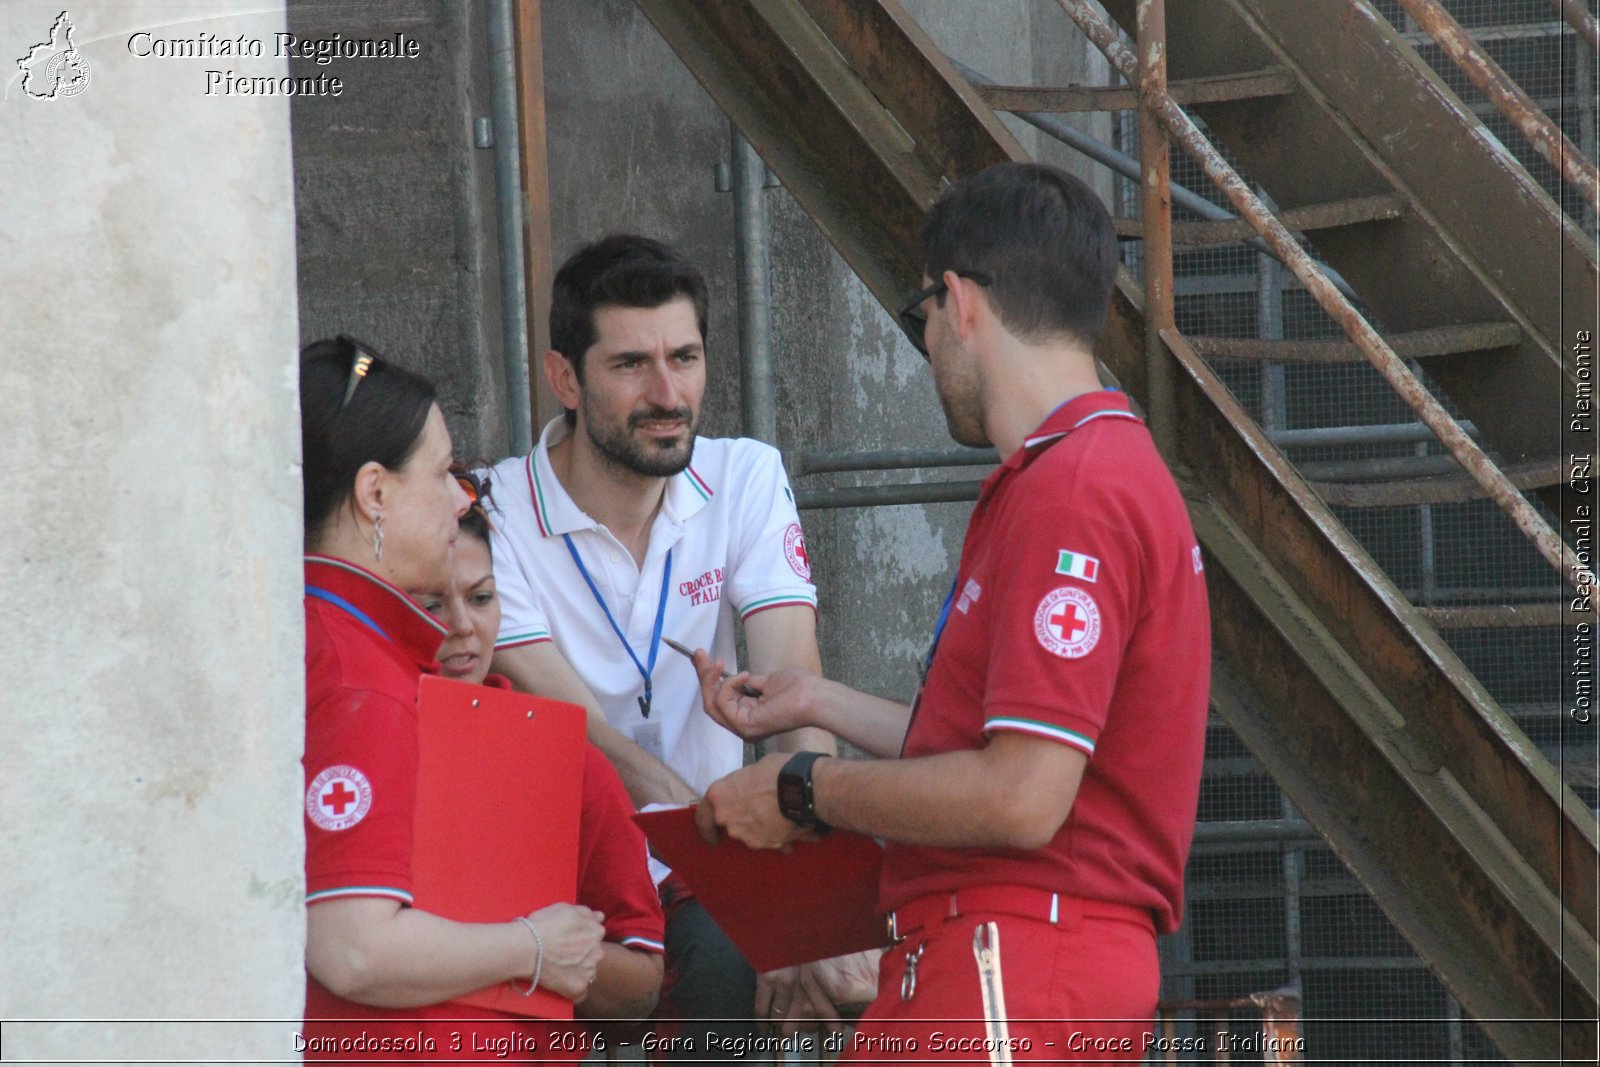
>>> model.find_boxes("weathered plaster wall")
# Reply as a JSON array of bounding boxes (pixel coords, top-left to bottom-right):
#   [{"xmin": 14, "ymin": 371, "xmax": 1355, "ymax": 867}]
[{"xmin": 0, "ymin": 0, "xmax": 305, "ymax": 1058}]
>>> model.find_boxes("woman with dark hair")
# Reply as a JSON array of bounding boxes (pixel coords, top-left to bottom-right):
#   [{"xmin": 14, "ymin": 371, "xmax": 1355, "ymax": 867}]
[
  {"xmin": 299, "ymin": 337, "xmax": 604, "ymax": 1059},
  {"xmin": 414, "ymin": 471, "xmax": 666, "ymax": 1043}
]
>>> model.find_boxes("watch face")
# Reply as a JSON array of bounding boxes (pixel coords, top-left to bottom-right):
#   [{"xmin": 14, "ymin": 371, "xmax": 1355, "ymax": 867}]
[{"xmin": 778, "ymin": 777, "xmax": 805, "ymax": 817}]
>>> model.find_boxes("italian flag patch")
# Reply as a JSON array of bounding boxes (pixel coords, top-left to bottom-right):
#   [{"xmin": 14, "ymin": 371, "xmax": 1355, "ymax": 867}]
[{"xmin": 1056, "ymin": 549, "xmax": 1100, "ymax": 582}]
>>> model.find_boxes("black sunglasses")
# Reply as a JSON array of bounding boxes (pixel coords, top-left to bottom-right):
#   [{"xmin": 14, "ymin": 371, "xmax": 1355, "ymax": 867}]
[
  {"xmin": 335, "ymin": 334, "xmax": 382, "ymax": 412},
  {"xmin": 896, "ymin": 271, "xmax": 992, "ymax": 358}
]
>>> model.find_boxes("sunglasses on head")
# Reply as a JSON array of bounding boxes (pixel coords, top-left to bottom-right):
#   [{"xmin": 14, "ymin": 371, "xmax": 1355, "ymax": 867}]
[
  {"xmin": 896, "ymin": 270, "xmax": 992, "ymax": 359},
  {"xmin": 335, "ymin": 334, "xmax": 382, "ymax": 412},
  {"xmin": 454, "ymin": 469, "xmax": 493, "ymax": 518}
]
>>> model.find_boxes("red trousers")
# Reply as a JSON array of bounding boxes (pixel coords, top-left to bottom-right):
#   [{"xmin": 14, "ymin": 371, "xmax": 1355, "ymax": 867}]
[{"xmin": 843, "ymin": 888, "xmax": 1159, "ymax": 1064}]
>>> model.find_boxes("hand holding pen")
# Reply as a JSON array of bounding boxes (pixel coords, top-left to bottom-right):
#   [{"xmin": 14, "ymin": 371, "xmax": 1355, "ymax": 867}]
[
  {"xmin": 670, "ymin": 636, "xmax": 824, "ymax": 743},
  {"xmin": 663, "ymin": 637, "xmax": 763, "ymax": 697}
]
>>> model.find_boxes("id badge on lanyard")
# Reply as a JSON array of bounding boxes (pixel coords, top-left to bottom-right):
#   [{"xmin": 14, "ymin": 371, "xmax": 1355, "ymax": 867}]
[{"xmin": 632, "ymin": 721, "xmax": 664, "ymax": 762}]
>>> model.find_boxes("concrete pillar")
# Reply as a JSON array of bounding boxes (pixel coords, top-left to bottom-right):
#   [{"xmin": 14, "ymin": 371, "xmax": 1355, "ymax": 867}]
[{"xmin": 0, "ymin": 1, "xmax": 304, "ymax": 1059}]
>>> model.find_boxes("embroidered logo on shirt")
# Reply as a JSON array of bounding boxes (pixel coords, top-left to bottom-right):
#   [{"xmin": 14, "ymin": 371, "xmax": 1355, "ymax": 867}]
[
  {"xmin": 1055, "ymin": 549, "xmax": 1100, "ymax": 583},
  {"xmin": 956, "ymin": 578, "xmax": 982, "ymax": 614},
  {"xmin": 784, "ymin": 523, "xmax": 812, "ymax": 580},
  {"xmin": 306, "ymin": 765, "xmax": 373, "ymax": 832},
  {"xmin": 1192, "ymin": 545, "xmax": 1205, "ymax": 574},
  {"xmin": 1034, "ymin": 587, "xmax": 1102, "ymax": 658}
]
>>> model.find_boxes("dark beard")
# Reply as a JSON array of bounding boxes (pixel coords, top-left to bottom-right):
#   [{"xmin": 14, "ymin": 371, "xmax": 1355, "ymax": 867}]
[{"xmin": 584, "ymin": 403, "xmax": 698, "ymax": 478}]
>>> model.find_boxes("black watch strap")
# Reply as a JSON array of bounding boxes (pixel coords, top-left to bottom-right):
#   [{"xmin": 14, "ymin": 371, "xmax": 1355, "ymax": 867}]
[{"xmin": 777, "ymin": 751, "xmax": 832, "ymax": 833}]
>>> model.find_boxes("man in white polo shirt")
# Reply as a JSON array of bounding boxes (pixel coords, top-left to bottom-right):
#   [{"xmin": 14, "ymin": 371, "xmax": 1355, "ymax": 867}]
[{"xmin": 485, "ymin": 234, "xmax": 844, "ymax": 1046}]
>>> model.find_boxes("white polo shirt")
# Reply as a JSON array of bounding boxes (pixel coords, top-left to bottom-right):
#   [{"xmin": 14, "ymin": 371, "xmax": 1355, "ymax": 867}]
[{"xmin": 485, "ymin": 418, "xmax": 818, "ymax": 794}]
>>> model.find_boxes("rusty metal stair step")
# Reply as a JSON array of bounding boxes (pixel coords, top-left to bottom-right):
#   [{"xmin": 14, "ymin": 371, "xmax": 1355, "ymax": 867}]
[
  {"xmin": 1114, "ymin": 193, "xmax": 1407, "ymax": 245},
  {"xmin": 1310, "ymin": 455, "xmax": 1565, "ymax": 506},
  {"xmin": 1188, "ymin": 321, "xmax": 1522, "ymax": 363},
  {"xmin": 976, "ymin": 65, "xmax": 1294, "ymax": 112},
  {"xmin": 1417, "ymin": 603, "xmax": 1591, "ymax": 629}
]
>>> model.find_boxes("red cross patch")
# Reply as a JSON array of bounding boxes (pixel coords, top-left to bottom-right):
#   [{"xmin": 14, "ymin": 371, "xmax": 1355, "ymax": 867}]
[
  {"xmin": 784, "ymin": 523, "xmax": 812, "ymax": 580},
  {"xmin": 1033, "ymin": 586, "xmax": 1102, "ymax": 658},
  {"xmin": 306, "ymin": 765, "xmax": 373, "ymax": 832}
]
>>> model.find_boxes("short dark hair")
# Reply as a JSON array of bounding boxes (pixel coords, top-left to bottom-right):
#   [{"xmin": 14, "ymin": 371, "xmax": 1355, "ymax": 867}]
[
  {"xmin": 300, "ymin": 336, "xmax": 438, "ymax": 539},
  {"xmin": 922, "ymin": 162, "xmax": 1117, "ymax": 350},
  {"xmin": 548, "ymin": 234, "xmax": 708, "ymax": 423}
]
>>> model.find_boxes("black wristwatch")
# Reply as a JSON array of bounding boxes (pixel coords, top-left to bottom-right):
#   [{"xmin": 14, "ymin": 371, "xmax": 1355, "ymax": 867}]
[{"xmin": 777, "ymin": 751, "xmax": 832, "ymax": 834}]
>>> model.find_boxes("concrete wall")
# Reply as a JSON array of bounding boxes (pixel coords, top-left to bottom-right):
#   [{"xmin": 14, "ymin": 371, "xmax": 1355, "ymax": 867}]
[
  {"xmin": 288, "ymin": 0, "xmax": 505, "ymax": 462},
  {"xmin": 0, "ymin": 0, "xmax": 305, "ymax": 1059}
]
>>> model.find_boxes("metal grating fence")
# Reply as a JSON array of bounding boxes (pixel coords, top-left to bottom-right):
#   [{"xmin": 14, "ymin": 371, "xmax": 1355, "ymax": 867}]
[{"xmin": 1106, "ymin": 2, "xmax": 1592, "ymax": 1061}]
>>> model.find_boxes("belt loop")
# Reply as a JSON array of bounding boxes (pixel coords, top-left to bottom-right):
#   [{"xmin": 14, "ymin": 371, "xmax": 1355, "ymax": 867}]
[
  {"xmin": 1049, "ymin": 892, "xmax": 1059, "ymax": 925},
  {"xmin": 946, "ymin": 892, "xmax": 960, "ymax": 919}
]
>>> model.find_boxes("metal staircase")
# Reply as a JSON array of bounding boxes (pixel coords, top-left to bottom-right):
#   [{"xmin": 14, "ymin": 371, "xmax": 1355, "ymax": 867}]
[{"xmin": 633, "ymin": 0, "xmax": 1597, "ymax": 1060}]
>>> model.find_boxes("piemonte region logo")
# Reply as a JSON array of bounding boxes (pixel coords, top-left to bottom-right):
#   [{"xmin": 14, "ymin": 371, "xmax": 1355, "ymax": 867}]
[{"xmin": 17, "ymin": 11, "xmax": 91, "ymax": 100}]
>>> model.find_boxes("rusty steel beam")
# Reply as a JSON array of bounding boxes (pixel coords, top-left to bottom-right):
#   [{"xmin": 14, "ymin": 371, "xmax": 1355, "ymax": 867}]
[
  {"xmin": 1140, "ymin": 325, "xmax": 1597, "ymax": 1064},
  {"xmin": 1057, "ymin": 0, "xmax": 1588, "ymax": 592},
  {"xmin": 638, "ymin": 3, "xmax": 1598, "ymax": 1057},
  {"xmin": 1138, "ymin": 0, "xmax": 1177, "ymax": 452},
  {"xmin": 1396, "ymin": 0, "xmax": 1599, "ymax": 205},
  {"xmin": 977, "ymin": 66, "xmax": 1293, "ymax": 112},
  {"xmin": 1187, "ymin": 322, "xmax": 1521, "ymax": 364},
  {"xmin": 1553, "ymin": 0, "xmax": 1600, "ymax": 53}
]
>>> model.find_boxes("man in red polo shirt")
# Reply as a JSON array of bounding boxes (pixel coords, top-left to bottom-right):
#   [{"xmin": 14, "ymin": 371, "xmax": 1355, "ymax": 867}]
[{"xmin": 692, "ymin": 162, "xmax": 1210, "ymax": 1061}]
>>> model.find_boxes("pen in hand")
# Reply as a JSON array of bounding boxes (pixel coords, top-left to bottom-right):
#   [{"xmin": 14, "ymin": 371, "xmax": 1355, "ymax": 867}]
[{"xmin": 662, "ymin": 637, "xmax": 763, "ymax": 698}]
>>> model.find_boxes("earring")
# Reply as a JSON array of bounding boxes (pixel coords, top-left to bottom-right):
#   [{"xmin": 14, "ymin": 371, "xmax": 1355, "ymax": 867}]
[{"xmin": 372, "ymin": 513, "xmax": 385, "ymax": 562}]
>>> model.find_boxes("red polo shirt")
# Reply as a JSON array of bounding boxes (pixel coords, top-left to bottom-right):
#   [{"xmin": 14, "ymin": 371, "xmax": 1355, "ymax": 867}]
[
  {"xmin": 303, "ymin": 555, "xmax": 535, "ymax": 1059},
  {"xmin": 880, "ymin": 391, "xmax": 1210, "ymax": 934}
]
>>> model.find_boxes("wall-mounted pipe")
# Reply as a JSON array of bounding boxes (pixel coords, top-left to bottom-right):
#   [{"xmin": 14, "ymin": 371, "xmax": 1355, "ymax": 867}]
[
  {"xmin": 731, "ymin": 127, "xmax": 777, "ymax": 445},
  {"xmin": 795, "ymin": 446, "xmax": 998, "ymax": 476},
  {"xmin": 796, "ymin": 480, "xmax": 985, "ymax": 510},
  {"xmin": 487, "ymin": 0, "xmax": 533, "ymax": 456}
]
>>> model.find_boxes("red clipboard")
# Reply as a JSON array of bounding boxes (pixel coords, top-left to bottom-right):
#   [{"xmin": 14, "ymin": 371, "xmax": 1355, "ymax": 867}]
[
  {"xmin": 412, "ymin": 674, "xmax": 586, "ymax": 1019},
  {"xmin": 633, "ymin": 806, "xmax": 887, "ymax": 972}
]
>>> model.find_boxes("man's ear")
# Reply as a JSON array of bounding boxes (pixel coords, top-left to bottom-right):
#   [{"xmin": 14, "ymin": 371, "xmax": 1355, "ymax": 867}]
[
  {"xmin": 544, "ymin": 349, "xmax": 582, "ymax": 411},
  {"xmin": 943, "ymin": 269, "xmax": 986, "ymax": 343}
]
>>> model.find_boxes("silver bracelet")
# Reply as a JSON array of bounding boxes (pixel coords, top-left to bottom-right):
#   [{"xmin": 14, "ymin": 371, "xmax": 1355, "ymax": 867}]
[{"xmin": 512, "ymin": 916, "xmax": 543, "ymax": 996}]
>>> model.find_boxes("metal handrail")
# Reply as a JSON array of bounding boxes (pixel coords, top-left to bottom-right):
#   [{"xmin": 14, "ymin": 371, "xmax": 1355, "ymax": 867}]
[
  {"xmin": 1397, "ymin": 0, "xmax": 1599, "ymax": 205},
  {"xmin": 1553, "ymin": 0, "xmax": 1600, "ymax": 54},
  {"xmin": 1055, "ymin": 0, "xmax": 1592, "ymax": 593}
]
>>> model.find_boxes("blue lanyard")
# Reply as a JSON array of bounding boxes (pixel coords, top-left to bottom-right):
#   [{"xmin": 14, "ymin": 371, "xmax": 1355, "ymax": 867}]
[
  {"xmin": 562, "ymin": 535, "xmax": 673, "ymax": 718},
  {"xmin": 922, "ymin": 575, "xmax": 959, "ymax": 682},
  {"xmin": 306, "ymin": 585, "xmax": 390, "ymax": 643}
]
